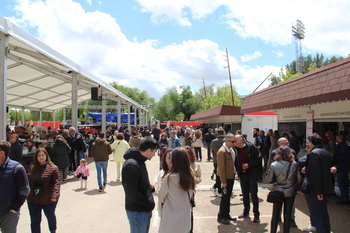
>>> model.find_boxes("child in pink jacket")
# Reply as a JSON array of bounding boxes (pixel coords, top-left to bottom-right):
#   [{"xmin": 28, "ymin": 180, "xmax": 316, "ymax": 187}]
[{"xmin": 75, "ymin": 159, "xmax": 90, "ymax": 189}]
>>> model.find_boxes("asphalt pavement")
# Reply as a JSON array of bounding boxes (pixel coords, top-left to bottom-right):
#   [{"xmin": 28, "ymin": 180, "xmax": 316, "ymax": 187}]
[{"xmin": 17, "ymin": 147, "xmax": 350, "ymax": 233}]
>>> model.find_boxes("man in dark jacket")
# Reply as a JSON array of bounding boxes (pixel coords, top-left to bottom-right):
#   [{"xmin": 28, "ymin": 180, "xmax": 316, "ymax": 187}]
[
  {"xmin": 204, "ymin": 128, "xmax": 216, "ymax": 161},
  {"xmin": 234, "ymin": 134, "xmax": 263, "ymax": 223},
  {"xmin": 151, "ymin": 126, "xmax": 160, "ymax": 142},
  {"xmin": 253, "ymin": 128, "xmax": 263, "ymax": 154},
  {"xmin": 0, "ymin": 140, "xmax": 30, "ymax": 232},
  {"xmin": 9, "ymin": 134, "xmax": 23, "ymax": 163},
  {"xmin": 289, "ymin": 131, "xmax": 300, "ymax": 156},
  {"xmin": 91, "ymin": 133, "xmax": 112, "ymax": 192},
  {"xmin": 69, "ymin": 127, "xmax": 87, "ymax": 169},
  {"xmin": 334, "ymin": 134, "xmax": 350, "ymax": 205},
  {"xmin": 122, "ymin": 137, "xmax": 159, "ymax": 233},
  {"xmin": 301, "ymin": 133, "xmax": 334, "ymax": 233}
]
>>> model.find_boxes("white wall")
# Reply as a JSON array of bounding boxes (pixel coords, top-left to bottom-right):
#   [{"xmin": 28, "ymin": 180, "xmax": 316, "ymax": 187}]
[{"xmin": 242, "ymin": 115, "xmax": 278, "ymax": 143}]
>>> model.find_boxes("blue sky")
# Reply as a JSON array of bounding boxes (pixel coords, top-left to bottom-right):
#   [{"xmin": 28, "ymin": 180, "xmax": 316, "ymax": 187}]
[{"xmin": 1, "ymin": 0, "xmax": 349, "ymax": 100}]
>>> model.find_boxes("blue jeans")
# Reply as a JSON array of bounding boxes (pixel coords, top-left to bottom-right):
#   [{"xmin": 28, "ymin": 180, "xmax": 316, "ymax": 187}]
[
  {"xmin": 95, "ymin": 161, "xmax": 108, "ymax": 188},
  {"xmin": 305, "ymin": 194, "xmax": 331, "ymax": 233},
  {"xmin": 75, "ymin": 150, "xmax": 85, "ymax": 168},
  {"xmin": 0, "ymin": 211, "xmax": 19, "ymax": 233},
  {"xmin": 337, "ymin": 170, "xmax": 349, "ymax": 201},
  {"xmin": 28, "ymin": 201, "xmax": 58, "ymax": 233},
  {"xmin": 126, "ymin": 211, "xmax": 152, "ymax": 233},
  {"xmin": 240, "ymin": 173, "xmax": 259, "ymax": 217},
  {"xmin": 206, "ymin": 143, "xmax": 212, "ymax": 159}
]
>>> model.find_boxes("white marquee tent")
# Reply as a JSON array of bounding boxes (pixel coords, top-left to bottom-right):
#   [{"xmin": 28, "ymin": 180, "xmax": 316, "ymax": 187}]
[{"xmin": 0, "ymin": 16, "xmax": 147, "ymax": 140}]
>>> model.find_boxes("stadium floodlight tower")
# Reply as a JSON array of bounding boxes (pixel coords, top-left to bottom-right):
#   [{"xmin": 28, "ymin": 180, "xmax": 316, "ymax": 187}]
[{"xmin": 292, "ymin": 19, "xmax": 305, "ymax": 73}]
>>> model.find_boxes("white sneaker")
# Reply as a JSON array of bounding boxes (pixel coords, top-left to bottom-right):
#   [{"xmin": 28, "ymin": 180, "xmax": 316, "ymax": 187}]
[
  {"xmin": 303, "ymin": 225, "xmax": 316, "ymax": 232},
  {"xmin": 209, "ymin": 187, "xmax": 217, "ymax": 195}
]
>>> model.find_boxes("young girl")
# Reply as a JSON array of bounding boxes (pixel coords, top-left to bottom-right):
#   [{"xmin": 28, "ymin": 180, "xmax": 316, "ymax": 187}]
[{"xmin": 75, "ymin": 159, "xmax": 90, "ymax": 189}]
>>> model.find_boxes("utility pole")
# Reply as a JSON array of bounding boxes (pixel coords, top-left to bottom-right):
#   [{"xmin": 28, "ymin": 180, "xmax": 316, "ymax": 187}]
[
  {"xmin": 202, "ymin": 78, "xmax": 207, "ymax": 97},
  {"xmin": 225, "ymin": 48, "xmax": 235, "ymax": 106}
]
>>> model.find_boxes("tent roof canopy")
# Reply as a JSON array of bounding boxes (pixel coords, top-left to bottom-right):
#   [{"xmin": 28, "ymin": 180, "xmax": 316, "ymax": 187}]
[{"xmin": 1, "ymin": 16, "xmax": 147, "ymax": 112}]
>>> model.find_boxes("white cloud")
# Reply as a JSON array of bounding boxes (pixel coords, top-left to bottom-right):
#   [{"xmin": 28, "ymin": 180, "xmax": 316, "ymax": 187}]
[
  {"xmin": 86, "ymin": 0, "xmax": 92, "ymax": 6},
  {"xmin": 240, "ymin": 51, "xmax": 262, "ymax": 62},
  {"xmin": 272, "ymin": 50, "xmax": 284, "ymax": 57},
  {"xmin": 135, "ymin": 0, "xmax": 350, "ymax": 56},
  {"xmin": 10, "ymin": 0, "xmax": 281, "ymax": 99}
]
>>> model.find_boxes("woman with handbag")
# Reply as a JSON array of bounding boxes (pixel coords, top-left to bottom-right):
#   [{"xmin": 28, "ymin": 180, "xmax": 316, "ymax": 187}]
[
  {"xmin": 266, "ymin": 146, "xmax": 301, "ymax": 233},
  {"xmin": 157, "ymin": 147, "xmax": 195, "ymax": 233},
  {"xmin": 27, "ymin": 148, "xmax": 60, "ymax": 233}
]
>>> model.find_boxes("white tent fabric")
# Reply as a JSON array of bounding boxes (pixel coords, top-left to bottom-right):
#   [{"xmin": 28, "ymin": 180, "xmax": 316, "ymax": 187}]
[{"xmin": 0, "ymin": 15, "xmax": 147, "ymax": 112}]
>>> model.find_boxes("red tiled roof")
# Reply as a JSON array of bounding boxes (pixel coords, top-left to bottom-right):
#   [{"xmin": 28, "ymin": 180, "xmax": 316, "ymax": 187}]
[
  {"xmin": 190, "ymin": 104, "xmax": 241, "ymax": 121},
  {"xmin": 241, "ymin": 57, "xmax": 350, "ymax": 113}
]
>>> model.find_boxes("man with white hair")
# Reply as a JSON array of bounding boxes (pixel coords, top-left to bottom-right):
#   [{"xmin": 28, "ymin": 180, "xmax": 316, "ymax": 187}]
[
  {"xmin": 217, "ymin": 133, "xmax": 237, "ymax": 225},
  {"xmin": 234, "ymin": 134, "xmax": 263, "ymax": 223},
  {"xmin": 69, "ymin": 127, "xmax": 87, "ymax": 169}
]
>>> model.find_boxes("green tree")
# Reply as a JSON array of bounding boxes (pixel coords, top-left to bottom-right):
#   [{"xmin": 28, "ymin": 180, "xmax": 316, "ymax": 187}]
[
  {"xmin": 199, "ymin": 85, "xmax": 241, "ymax": 111},
  {"xmin": 153, "ymin": 86, "xmax": 180, "ymax": 122},
  {"xmin": 269, "ymin": 74, "xmax": 282, "ymax": 86},
  {"xmin": 180, "ymin": 85, "xmax": 200, "ymax": 121},
  {"xmin": 280, "ymin": 69, "xmax": 302, "ymax": 82}
]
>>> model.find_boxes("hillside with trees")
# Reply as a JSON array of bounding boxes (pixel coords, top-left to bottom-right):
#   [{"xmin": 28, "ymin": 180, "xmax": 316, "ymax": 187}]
[{"xmin": 269, "ymin": 53, "xmax": 344, "ymax": 85}]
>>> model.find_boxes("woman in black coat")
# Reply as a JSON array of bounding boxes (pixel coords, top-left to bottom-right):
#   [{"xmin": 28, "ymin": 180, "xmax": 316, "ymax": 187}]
[{"xmin": 50, "ymin": 135, "xmax": 71, "ymax": 181}]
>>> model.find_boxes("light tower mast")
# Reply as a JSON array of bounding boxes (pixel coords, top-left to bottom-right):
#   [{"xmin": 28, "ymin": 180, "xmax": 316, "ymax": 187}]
[{"xmin": 292, "ymin": 19, "xmax": 305, "ymax": 73}]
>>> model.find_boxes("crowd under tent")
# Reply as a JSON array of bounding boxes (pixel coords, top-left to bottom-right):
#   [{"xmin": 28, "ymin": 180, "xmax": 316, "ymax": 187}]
[{"xmin": 0, "ymin": 15, "xmax": 147, "ymax": 140}]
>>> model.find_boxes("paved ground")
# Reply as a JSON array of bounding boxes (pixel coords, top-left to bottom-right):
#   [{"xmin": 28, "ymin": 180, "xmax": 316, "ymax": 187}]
[{"xmin": 17, "ymin": 148, "xmax": 350, "ymax": 233}]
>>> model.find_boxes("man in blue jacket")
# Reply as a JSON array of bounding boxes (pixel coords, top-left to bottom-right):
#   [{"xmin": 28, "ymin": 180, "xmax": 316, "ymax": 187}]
[
  {"xmin": 300, "ymin": 133, "xmax": 334, "ymax": 233},
  {"xmin": 0, "ymin": 140, "xmax": 30, "ymax": 232},
  {"xmin": 204, "ymin": 128, "xmax": 216, "ymax": 161},
  {"xmin": 334, "ymin": 134, "xmax": 350, "ymax": 205},
  {"xmin": 122, "ymin": 137, "xmax": 159, "ymax": 233},
  {"xmin": 168, "ymin": 131, "xmax": 181, "ymax": 149}
]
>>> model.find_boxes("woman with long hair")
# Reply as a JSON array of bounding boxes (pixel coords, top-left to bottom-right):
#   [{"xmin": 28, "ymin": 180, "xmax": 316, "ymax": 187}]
[
  {"xmin": 50, "ymin": 135, "xmax": 71, "ymax": 181},
  {"xmin": 157, "ymin": 147, "xmax": 196, "ymax": 233},
  {"xmin": 27, "ymin": 148, "xmax": 60, "ymax": 233},
  {"xmin": 192, "ymin": 130, "xmax": 203, "ymax": 162},
  {"xmin": 266, "ymin": 146, "xmax": 301, "ymax": 233},
  {"xmin": 184, "ymin": 146, "xmax": 202, "ymax": 184},
  {"xmin": 153, "ymin": 149, "xmax": 173, "ymax": 218}
]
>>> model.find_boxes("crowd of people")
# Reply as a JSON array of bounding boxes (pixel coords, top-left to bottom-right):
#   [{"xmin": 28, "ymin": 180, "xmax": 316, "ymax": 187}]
[{"xmin": 1, "ymin": 123, "xmax": 349, "ymax": 233}]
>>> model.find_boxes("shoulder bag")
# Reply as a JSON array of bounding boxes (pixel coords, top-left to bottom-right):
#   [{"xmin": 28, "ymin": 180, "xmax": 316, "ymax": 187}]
[{"xmin": 267, "ymin": 161, "xmax": 292, "ymax": 203}]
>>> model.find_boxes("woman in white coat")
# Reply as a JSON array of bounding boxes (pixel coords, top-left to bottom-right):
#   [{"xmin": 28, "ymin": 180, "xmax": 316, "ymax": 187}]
[
  {"xmin": 110, "ymin": 133, "xmax": 130, "ymax": 181},
  {"xmin": 157, "ymin": 147, "xmax": 196, "ymax": 233}
]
